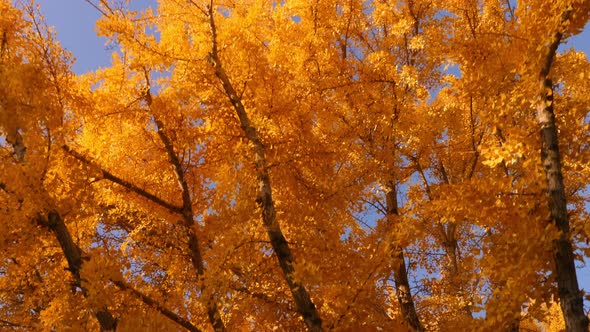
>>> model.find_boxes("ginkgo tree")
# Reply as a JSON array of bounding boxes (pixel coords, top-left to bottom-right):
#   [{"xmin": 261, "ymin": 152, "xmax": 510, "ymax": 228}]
[{"xmin": 1, "ymin": 0, "xmax": 589, "ymax": 331}]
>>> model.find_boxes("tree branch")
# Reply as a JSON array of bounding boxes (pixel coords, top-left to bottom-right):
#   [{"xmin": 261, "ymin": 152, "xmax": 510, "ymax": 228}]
[
  {"xmin": 113, "ymin": 280, "xmax": 201, "ymax": 332},
  {"xmin": 204, "ymin": 3, "xmax": 323, "ymax": 331},
  {"xmin": 141, "ymin": 77, "xmax": 226, "ymax": 332},
  {"xmin": 535, "ymin": 6, "xmax": 588, "ymax": 331},
  {"xmin": 62, "ymin": 145, "xmax": 184, "ymax": 215}
]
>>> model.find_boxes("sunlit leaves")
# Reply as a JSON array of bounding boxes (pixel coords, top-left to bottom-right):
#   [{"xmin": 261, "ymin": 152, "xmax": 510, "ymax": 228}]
[{"xmin": 0, "ymin": 0, "xmax": 589, "ymax": 330}]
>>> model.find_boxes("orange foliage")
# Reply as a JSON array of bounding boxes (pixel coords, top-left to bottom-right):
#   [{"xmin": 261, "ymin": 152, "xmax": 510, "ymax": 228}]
[{"xmin": 0, "ymin": 0, "xmax": 589, "ymax": 331}]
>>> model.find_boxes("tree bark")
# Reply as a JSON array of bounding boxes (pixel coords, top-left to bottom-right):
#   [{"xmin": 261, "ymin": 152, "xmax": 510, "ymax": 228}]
[
  {"xmin": 506, "ymin": 319, "xmax": 519, "ymax": 332},
  {"xmin": 414, "ymin": 157, "xmax": 473, "ymax": 320},
  {"xmin": 13, "ymin": 125, "xmax": 116, "ymax": 331},
  {"xmin": 38, "ymin": 210, "xmax": 119, "ymax": 332},
  {"xmin": 62, "ymin": 145, "xmax": 183, "ymax": 215},
  {"xmin": 536, "ymin": 8, "xmax": 589, "ymax": 332},
  {"xmin": 38, "ymin": 210, "xmax": 203, "ymax": 332},
  {"xmin": 440, "ymin": 224, "xmax": 474, "ymax": 319},
  {"xmin": 385, "ymin": 181, "xmax": 424, "ymax": 332},
  {"xmin": 64, "ymin": 139, "xmax": 224, "ymax": 331},
  {"xmin": 112, "ymin": 281, "xmax": 201, "ymax": 332},
  {"xmin": 145, "ymin": 89, "xmax": 226, "ymax": 332},
  {"xmin": 203, "ymin": 3, "xmax": 323, "ymax": 331}
]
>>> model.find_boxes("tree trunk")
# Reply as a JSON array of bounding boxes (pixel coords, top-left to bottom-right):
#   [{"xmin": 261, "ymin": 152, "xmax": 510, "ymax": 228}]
[
  {"xmin": 536, "ymin": 9, "xmax": 589, "ymax": 331},
  {"xmin": 204, "ymin": 5, "xmax": 323, "ymax": 331},
  {"xmin": 63, "ymin": 144, "xmax": 213, "ymax": 331},
  {"xmin": 385, "ymin": 181, "xmax": 424, "ymax": 332},
  {"xmin": 440, "ymin": 224, "xmax": 474, "ymax": 319},
  {"xmin": 146, "ymin": 90, "xmax": 226, "ymax": 332},
  {"xmin": 39, "ymin": 210, "xmax": 203, "ymax": 332},
  {"xmin": 39, "ymin": 211, "xmax": 118, "ymax": 332},
  {"xmin": 415, "ymin": 157, "xmax": 473, "ymax": 320},
  {"xmin": 538, "ymin": 78, "xmax": 588, "ymax": 332}
]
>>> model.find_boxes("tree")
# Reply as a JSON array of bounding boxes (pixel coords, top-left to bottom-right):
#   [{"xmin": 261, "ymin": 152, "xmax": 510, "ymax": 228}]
[{"xmin": 1, "ymin": 0, "xmax": 589, "ymax": 331}]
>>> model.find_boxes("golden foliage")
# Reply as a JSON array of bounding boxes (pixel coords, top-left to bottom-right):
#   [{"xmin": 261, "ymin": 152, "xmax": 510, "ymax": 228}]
[{"xmin": 0, "ymin": 0, "xmax": 588, "ymax": 330}]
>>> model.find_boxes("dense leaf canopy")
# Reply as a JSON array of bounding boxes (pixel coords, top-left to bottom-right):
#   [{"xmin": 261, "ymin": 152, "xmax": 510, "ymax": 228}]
[{"xmin": 0, "ymin": 0, "xmax": 589, "ymax": 331}]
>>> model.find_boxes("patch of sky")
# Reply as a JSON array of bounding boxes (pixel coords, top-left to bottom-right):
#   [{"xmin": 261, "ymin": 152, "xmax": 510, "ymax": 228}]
[
  {"xmin": 427, "ymin": 62, "xmax": 461, "ymax": 104},
  {"xmin": 92, "ymin": 222, "xmax": 126, "ymax": 250},
  {"xmin": 89, "ymin": 79, "xmax": 105, "ymax": 92},
  {"xmin": 38, "ymin": 0, "xmax": 159, "ymax": 75},
  {"xmin": 217, "ymin": 5, "xmax": 232, "ymax": 18},
  {"xmin": 437, "ymin": 128, "xmax": 449, "ymax": 144},
  {"xmin": 261, "ymin": 244, "xmax": 274, "ymax": 257},
  {"xmin": 340, "ymin": 225, "xmax": 353, "ymax": 243},
  {"xmin": 362, "ymin": 0, "xmax": 375, "ymax": 16},
  {"xmin": 577, "ymin": 254, "xmax": 590, "ymax": 313},
  {"xmin": 559, "ymin": 20, "xmax": 590, "ymax": 55}
]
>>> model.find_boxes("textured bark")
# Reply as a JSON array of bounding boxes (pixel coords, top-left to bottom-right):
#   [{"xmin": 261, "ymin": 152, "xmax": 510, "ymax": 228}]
[
  {"xmin": 385, "ymin": 181, "xmax": 424, "ymax": 332},
  {"xmin": 38, "ymin": 211, "xmax": 118, "ymax": 332},
  {"xmin": 12, "ymin": 125, "xmax": 115, "ymax": 330},
  {"xmin": 203, "ymin": 4, "xmax": 323, "ymax": 331},
  {"xmin": 6, "ymin": 130, "xmax": 26, "ymax": 163},
  {"xmin": 536, "ymin": 9, "xmax": 589, "ymax": 332}
]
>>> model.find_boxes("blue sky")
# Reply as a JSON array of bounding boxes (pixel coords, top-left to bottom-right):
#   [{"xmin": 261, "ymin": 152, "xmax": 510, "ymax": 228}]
[
  {"xmin": 37, "ymin": 1, "xmax": 590, "ymax": 74},
  {"xmin": 37, "ymin": 0, "xmax": 158, "ymax": 73},
  {"xmin": 37, "ymin": 0, "xmax": 590, "ymax": 313}
]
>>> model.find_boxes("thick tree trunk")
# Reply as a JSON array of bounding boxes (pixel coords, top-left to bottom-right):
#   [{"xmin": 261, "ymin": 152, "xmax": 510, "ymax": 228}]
[
  {"xmin": 204, "ymin": 5, "xmax": 323, "ymax": 331},
  {"xmin": 536, "ymin": 9, "xmax": 589, "ymax": 332},
  {"xmin": 385, "ymin": 181, "xmax": 424, "ymax": 332},
  {"xmin": 538, "ymin": 79, "xmax": 588, "ymax": 331},
  {"xmin": 16, "ymin": 131, "xmax": 116, "ymax": 330}
]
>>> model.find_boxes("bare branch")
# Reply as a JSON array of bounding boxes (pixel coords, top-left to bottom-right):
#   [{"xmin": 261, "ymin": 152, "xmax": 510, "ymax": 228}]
[{"xmin": 83, "ymin": 0, "xmax": 109, "ymax": 16}]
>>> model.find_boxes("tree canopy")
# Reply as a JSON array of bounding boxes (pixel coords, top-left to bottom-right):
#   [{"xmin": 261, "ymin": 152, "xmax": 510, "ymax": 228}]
[{"xmin": 0, "ymin": 0, "xmax": 589, "ymax": 331}]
